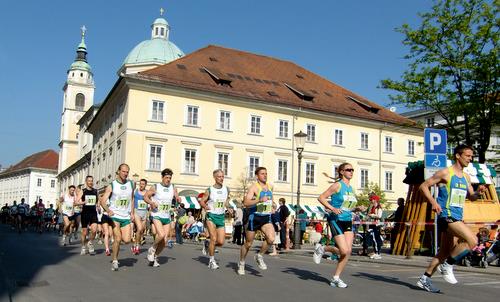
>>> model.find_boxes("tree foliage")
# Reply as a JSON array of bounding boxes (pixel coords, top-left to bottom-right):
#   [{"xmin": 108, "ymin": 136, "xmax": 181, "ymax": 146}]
[
  {"xmin": 356, "ymin": 182, "xmax": 390, "ymax": 210},
  {"xmin": 381, "ymin": 0, "xmax": 499, "ymax": 162}
]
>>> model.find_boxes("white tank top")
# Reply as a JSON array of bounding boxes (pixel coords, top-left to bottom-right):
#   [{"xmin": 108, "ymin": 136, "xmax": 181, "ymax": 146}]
[
  {"xmin": 151, "ymin": 183, "xmax": 174, "ymax": 219},
  {"xmin": 108, "ymin": 180, "xmax": 133, "ymax": 219},
  {"xmin": 207, "ymin": 185, "xmax": 228, "ymax": 215},
  {"xmin": 62, "ymin": 194, "xmax": 75, "ymax": 216}
]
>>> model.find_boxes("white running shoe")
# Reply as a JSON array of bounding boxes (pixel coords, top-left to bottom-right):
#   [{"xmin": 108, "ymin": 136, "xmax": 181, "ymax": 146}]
[
  {"xmin": 330, "ymin": 278, "xmax": 348, "ymax": 288},
  {"xmin": 416, "ymin": 275, "xmax": 440, "ymax": 293},
  {"xmin": 147, "ymin": 247, "xmax": 156, "ymax": 264},
  {"xmin": 237, "ymin": 262, "xmax": 245, "ymax": 275},
  {"xmin": 202, "ymin": 240, "xmax": 208, "ymax": 256},
  {"xmin": 152, "ymin": 256, "xmax": 160, "ymax": 268},
  {"xmin": 60, "ymin": 235, "xmax": 66, "ymax": 246},
  {"xmin": 80, "ymin": 246, "xmax": 87, "ymax": 255},
  {"xmin": 438, "ymin": 262, "xmax": 457, "ymax": 284},
  {"xmin": 87, "ymin": 242, "xmax": 95, "ymax": 255},
  {"xmin": 254, "ymin": 254, "xmax": 267, "ymax": 270},
  {"xmin": 313, "ymin": 243, "xmax": 325, "ymax": 264},
  {"xmin": 370, "ymin": 253, "xmax": 382, "ymax": 260},
  {"xmin": 208, "ymin": 260, "xmax": 219, "ymax": 270},
  {"xmin": 111, "ymin": 260, "xmax": 119, "ymax": 271}
]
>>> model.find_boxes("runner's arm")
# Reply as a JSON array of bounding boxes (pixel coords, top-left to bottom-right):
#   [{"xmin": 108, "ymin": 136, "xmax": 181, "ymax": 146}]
[
  {"xmin": 199, "ymin": 189, "xmax": 210, "ymax": 211},
  {"xmin": 99, "ymin": 185, "xmax": 113, "ymax": 213},
  {"xmin": 317, "ymin": 183, "xmax": 341, "ymax": 214},
  {"xmin": 243, "ymin": 185, "xmax": 258, "ymax": 207},
  {"xmin": 419, "ymin": 168, "xmax": 448, "ymax": 214}
]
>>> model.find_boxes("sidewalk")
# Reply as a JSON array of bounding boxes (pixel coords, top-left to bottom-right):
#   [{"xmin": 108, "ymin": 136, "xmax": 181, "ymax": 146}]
[{"xmin": 184, "ymin": 239, "xmax": 500, "ymax": 276}]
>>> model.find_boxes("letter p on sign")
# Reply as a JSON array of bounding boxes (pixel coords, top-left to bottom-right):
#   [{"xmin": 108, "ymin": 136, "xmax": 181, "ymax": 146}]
[
  {"xmin": 429, "ymin": 133, "xmax": 441, "ymax": 151},
  {"xmin": 424, "ymin": 128, "xmax": 447, "ymax": 154}
]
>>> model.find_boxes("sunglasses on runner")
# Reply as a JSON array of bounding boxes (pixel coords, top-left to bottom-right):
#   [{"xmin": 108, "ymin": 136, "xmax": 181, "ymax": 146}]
[{"xmin": 343, "ymin": 169, "xmax": 354, "ymax": 172}]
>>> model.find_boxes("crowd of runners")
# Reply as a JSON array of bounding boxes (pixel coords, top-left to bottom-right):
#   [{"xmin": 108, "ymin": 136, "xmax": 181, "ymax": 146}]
[{"xmin": 0, "ymin": 144, "xmax": 493, "ymax": 293}]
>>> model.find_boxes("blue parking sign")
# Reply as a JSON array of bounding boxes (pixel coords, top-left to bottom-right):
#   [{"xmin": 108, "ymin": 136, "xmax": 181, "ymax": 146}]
[{"xmin": 424, "ymin": 128, "xmax": 447, "ymax": 154}]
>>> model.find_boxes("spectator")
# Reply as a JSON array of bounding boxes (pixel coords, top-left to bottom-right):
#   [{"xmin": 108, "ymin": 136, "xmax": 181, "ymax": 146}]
[
  {"xmin": 175, "ymin": 203, "xmax": 187, "ymax": 244},
  {"xmin": 389, "ymin": 197, "xmax": 405, "ymax": 253},
  {"xmin": 315, "ymin": 221, "xmax": 323, "ymax": 235},
  {"xmin": 269, "ymin": 203, "xmax": 281, "ymax": 256},
  {"xmin": 364, "ymin": 192, "xmax": 383, "ymax": 259},
  {"xmin": 276, "ymin": 198, "xmax": 290, "ymax": 250},
  {"xmin": 298, "ymin": 209, "xmax": 307, "ymax": 244},
  {"xmin": 232, "ymin": 203, "xmax": 243, "ymax": 245}
]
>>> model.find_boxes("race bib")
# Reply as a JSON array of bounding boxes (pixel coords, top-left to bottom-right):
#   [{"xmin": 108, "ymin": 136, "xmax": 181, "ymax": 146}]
[
  {"xmin": 341, "ymin": 194, "xmax": 357, "ymax": 211},
  {"xmin": 449, "ymin": 188, "xmax": 466, "ymax": 208},
  {"xmin": 115, "ymin": 197, "xmax": 130, "ymax": 209},
  {"xmin": 214, "ymin": 199, "xmax": 225, "ymax": 209},
  {"xmin": 158, "ymin": 203, "xmax": 171, "ymax": 213},
  {"xmin": 65, "ymin": 205, "xmax": 73, "ymax": 212},
  {"xmin": 86, "ymin": 195, "xmax": 97, "ymax": 206},
  {"xmin": 137, "ymin": 200, "xmax": 148, "ymax": 210},
  {"xmin": 256, "ymin": 200, "xmax": 272, "ymax": 214}
]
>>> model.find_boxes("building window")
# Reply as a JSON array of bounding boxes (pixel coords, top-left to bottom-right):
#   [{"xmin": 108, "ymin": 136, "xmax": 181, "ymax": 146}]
[
  {"xmin": 149, "ymin": 145, "xmax": 162, "ymax": 171},
  {"xmin": 217, "ymin": 152, "xmax": 229, "ymax": 176},
  {"xmin": 75, "ymin": 93, "xmax": 85, "ymax": 111},
  {"xmin": 51, "ymin": 180, "xmax": 55, "ymax": 188},
  {"xmin": 385, "ymin": 136, "xmax": 393, "ymax": 153},
  {"xmin": 278, "ymin": 120, "xmax": 289, "ymax": 138},
  {"xmin": 426, "ymin": 117, "xmax": 435, "ymax": 128},
  {"xmin": 160, "ymin": 27, "xmax": 165, "ymax": 36},
  {"xmin": 306, "ymin": 124, "xmax": 316, "ymax": 142},
  {"xmin": 248, "ymin": 156, "xmax": 260, "ymax": 178},
  {"xmin": 186, "ymin": 105, "xmax": 199, "ymax": 126},
  {"xmin": 37, "ymin": 178, "xmax": 42, "ymax": 187},
  {"xmin": 360, "ymin": 132, "xmax": 369, "ymax": 150},
  {"xmin": 333, "ymin": 164, "xmax": 339, "ymax": 179},
  {"xmin": 385, "ymin": 171, "xmax": 393, "ymax": 191},
  {"xmin": 250, "ymin": 115, "xmax": 261, "ymax": 134},
  {"xmin": 305, "ymin": 163, "xmax": 315, "ymax": 184},
  {"xmin": 184, "ymin": 149, "xmax": 197, "ymax": 174},
  {"xmin": 151, "ymin": 101, "xmax": 164, "ymax": 122},
  {"xmin": 360, "ymin": 169, "xmax": 369, "ymax": 188},
  {"xmin": 334, "ymin": 129, "xmax": 343, "ymax": 145},
  {"xmin": 278, "ymin": 160, "xmax": 288, "ymax": 182},
  {"xmin": 219, "ymin": 111, "xmax": 231, "ymax": 130},
  {"xmin": 408, "ymin": 140, "xmax": 415, "ymax": 156}
]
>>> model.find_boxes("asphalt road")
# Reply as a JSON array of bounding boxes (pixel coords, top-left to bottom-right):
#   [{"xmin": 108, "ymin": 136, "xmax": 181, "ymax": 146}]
[{"xmin": 0, "ymin": 226, "xmax": 498, "ymax": 302}]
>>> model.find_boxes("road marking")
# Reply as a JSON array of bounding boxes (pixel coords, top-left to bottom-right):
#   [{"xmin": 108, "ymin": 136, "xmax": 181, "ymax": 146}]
[{"xmin": 464, "ymin": 281, "xmax": 500, "ymax": 286}]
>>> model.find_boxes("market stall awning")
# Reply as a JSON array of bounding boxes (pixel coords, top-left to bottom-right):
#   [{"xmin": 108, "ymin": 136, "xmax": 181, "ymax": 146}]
[
  {"xmin": 463, "ymin": 162, "xmax": 497, "ymax": 184},
  {"xmin": 181, "ymin": 196, "xmax": 200, "ymax": 209}
]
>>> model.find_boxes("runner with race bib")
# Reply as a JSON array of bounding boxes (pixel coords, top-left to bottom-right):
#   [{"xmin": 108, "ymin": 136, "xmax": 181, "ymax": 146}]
[{"xmin": 132, "ymin": 178, "xmax": 149, "ymax": 255}]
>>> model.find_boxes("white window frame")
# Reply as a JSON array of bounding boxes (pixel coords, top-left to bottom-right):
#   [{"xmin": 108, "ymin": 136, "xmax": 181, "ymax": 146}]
[
  {"xmin": 360, "ymin": 132, "xmax": 369, "ymax": 150},
  {"xmin": 334, "ymin": 129, "xmax": 343, "ymax": 146},
  {"xmin": 37, "ymin": 178, "xmax": 42, "ymax": 187},
  {"xmin": 248, "ymin": 156, "xmax": 260, "ymax": 178},
  {"xmin": 218, "ymin": 110, "xmax": 231, "ymax": 131},
  {"xmin": 385, "ymin": 171, "xmax": 393, "ymax": 191},
  {"xmin": 360, "ymin": 169, "xmax": 369, "ymax": 189},
  {"xmin": 185, "ymin": 105, "xmax": 199, "ymax": 126},
  {"xmin": 183, "ymin": 148, "xmax": 198, "ymax": 174},
  {"xmin": 305, "ymin": 162, "xmax": 316, "ymax": 184},
  {"xmin": 147, "ymin": 144, "xmax": 163, "ymax": 171},
  {"xmin": 385, "ymin": 136, "xmax": 393, "ymax": 153},
  {"xmin": 306, "ymin": 124, "xmax": 316, "ymax": 143},
  {"xmin": 277, "ymin": 119, "xmax": 289, "ymax": 138},
  {"xmin": 150, "ymin": 100, "xmax": 165, "ymax": 122},
  {"xmin": 249, "ymin": 115, "xmax": 261, "ymax": 135},
  {"xmin": 408, "ymin": 140, "xmax": 415, "ymax": 156},
  {"xmin": 216, "ymin": 152, "xmax": 230, "ymax": 177},
  {"xmin": 50, "ymin": 179, "xmax": 56, "ymax": 188},
  {"xmin": 277, "ymin": 159, "xmax": 288, "ymax": 182}
]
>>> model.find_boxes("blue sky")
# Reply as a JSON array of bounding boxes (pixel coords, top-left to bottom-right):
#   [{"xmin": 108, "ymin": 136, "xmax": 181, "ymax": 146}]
[{"xmin": 0, "ymin": 0, "xmax": 432, "ymax": 166}]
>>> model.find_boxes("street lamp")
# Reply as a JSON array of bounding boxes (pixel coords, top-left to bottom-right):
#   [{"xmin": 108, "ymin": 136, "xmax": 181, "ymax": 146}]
[
  {"xmin": 293, "ymin": 130, "xmax": 307, "ymax": 249},
  {"xmin": 132, "ymin": 173, "xmax": 140, "ymax": 185}
]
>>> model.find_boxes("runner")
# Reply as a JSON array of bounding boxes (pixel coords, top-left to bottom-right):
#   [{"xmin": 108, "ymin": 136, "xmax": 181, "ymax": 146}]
[
  {"xmin": 199, "ymin": 169, "xmax": 231, "ymax": 270},
  {"xmin": 59, "ymin": 185, "xmax": 76, "ymax": 246},
  {"xmin": 99, "ymin": 163, "xmax": 135, "ymax": 271},
  {"xmin": 35, "ymin": 199, "xmax": 45, "ymax": 233},
  {"xmin": 132, "ymin": 178, "xmax": 148, "ymax": 255},
  {"xmin": 72, "ymin": 186, "xmax": 83, "ymax": 242},
  {"xmin": 44, "ymin": 204, "xmax": 56, "ymax": 232},
  {"xmin": 312, "ymin": 162, "xmax": 361, "ymax": 288},
  {"xmin": 416, "ymin": 145, "xmax": 486, "ymax": 293},
  {"xmin": 144, "ymin": 168, "xmax": 180, "ymax": 268},
  {"xmin": 75, "ymin": 176, "xmax": 99, "ymax": 256},
  {"xmin": 9, "ymin": 201, "xmax": 18, "ymax": 230},
  {"xmin": 97, "ymin": 199, "xmax": 114, "ymax": 256},
  {"xmin": 238, "ymin": 167, "xmax": 275, "ymax": 275},
  {"xmin": 16, "ymin": 198, "xmax": 29, "ymax": 233}
]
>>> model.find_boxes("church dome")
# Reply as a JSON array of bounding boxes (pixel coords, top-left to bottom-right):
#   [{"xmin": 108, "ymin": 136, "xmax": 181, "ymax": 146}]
[{"xmin": 123, "ymin": 38, "xmax": 184, "ymax": 66}]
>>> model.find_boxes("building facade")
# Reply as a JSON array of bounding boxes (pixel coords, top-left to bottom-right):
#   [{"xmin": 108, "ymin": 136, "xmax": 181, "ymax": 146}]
[{"xmin": 0, "ymin": 150, "xmax": 59, "ymax": 206}]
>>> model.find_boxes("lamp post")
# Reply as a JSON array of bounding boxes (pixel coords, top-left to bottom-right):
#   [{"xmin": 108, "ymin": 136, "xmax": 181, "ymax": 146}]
[
  {"xmin": 293, "ymin": 131, "xmax": 307, "ymax": 249},
  {"xmin": 132, "ymin": 173, "xmax": 139, "ymax": 186}
]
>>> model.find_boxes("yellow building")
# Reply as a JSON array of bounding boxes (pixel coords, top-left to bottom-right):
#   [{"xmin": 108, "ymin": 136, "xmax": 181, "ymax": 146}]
[{"xmin": 59, "ymin": 14, "xmax": 424, "ymax": 209}]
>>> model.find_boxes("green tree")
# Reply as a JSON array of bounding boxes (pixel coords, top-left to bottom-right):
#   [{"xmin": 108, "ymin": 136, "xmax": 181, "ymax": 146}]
[
  {"xmin": 381, "ymin": 0, "xmax": 499, "ymax": 163},
  {"xmin": 356, "ymin": 183, "xmax": 390, "ymax": 209}
]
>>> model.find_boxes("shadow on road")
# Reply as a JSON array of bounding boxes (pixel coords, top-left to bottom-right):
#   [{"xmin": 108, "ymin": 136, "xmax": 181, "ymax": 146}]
[
  {"xmin": 119, "ymin": 257, "xmax": 138, "ymax": 267},
  {"xmin": 281, "ymin": 267, "xmax": 331, "ymax": 284},
  {"xmin": 0, "ymin": 225, "xmax": 75, "ymax": 301},
  {"xmin": 352, "ymin": 272, "xmax": 423, "ymax": 291}
]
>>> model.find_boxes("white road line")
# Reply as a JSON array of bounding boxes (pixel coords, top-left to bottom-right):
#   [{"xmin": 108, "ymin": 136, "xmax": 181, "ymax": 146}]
[{"xmin": 464, "ymin": 281, "xmax": 500, "ymax": 286}]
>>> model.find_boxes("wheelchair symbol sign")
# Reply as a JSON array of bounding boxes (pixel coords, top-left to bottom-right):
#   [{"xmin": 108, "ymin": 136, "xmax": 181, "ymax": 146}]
[{"xmin": 425, "ymin": 154, "xmax": 447, "ymax": 169}]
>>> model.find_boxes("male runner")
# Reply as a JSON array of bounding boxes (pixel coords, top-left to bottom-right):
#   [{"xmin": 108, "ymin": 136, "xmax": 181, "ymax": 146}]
[
  {"xmin": 59, "ymin": 185, "xmax": 76, "ymax": 246},
  {"xmin": 75, "ymin": 176, "xmax": 99, "ymax": 255},
  {"xmin": 132, "ymin": 178, "xmax": 148, "ymax": 255}
]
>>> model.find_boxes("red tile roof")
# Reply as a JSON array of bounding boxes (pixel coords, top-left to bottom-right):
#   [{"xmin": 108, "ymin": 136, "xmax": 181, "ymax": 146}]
[
  {"xmin": 132, "ymin": 45, "xmax": 416, "ymax": 126},
  {"xmin": 2, "ymin": 150, "xmax": 58, "ymax": 174}
]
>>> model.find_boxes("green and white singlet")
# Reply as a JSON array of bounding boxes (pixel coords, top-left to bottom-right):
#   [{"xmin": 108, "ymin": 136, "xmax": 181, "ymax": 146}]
[
  {"xmin": 207, "ymin": 185, "xmax": 229, "ymax": 215},
  {"xmin": 108, "ymin": 179, "xmax": 133, "ymax": 219},
  {"xmin": 151, "ymin": 183, "xmax": 175, "ymax": 220}
]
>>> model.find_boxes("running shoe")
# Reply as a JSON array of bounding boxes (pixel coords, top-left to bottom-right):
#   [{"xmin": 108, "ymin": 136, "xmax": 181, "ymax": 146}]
[
  {"xmin": 111, "ymin": 260, "xmax": 119, "ymax": 271},
  {"xmin": 437, "ymin": 262, "xmax": 457, "ymax": 284},
  {"xmin": 97, "ymin": 239, "xmax": 103, "ymax": 245},
  {"xmin": 208, "ymin": 260, "xmax": 219, "ymax": 270},
  {"xmin": 105, "ymin": 249, "xmax": 111, "ymax": 256},
  {"xmin": 237, "ymin": 262, "xmax": 245, "ymax": 275},
  {"xmin": 313, "ymin": 243, "xmax": 324, "ymax": 264},
  {"xmin": 147, "ymin": 247, "xmax": 156, "ymax": 264},
  {"xmin": 152, "ymin": 256, "xmax": 160, "ymax": 268},
  {"xmin": 202, "ymin": 240, "xmax": 208, "ymax": 256},
  {"xmin": 254, "ymin": 254, "xmax": 267, "ymax": 270},
  {"xmin": 80, "ymin": 246, "xmax": 87, "ymax": 255},
  {"xmin": 370, "ymin": 253, "xmax": 382, "ymax": 260},
  {"xmin": 60, "ymin": 235, "xmax": 66, "ymax": 246},
  {"xmin": 330, "ymin": 278, "xmax": 348, "ymax": 288},
  {"xmin": 167, "ymin": 240, "xmax": 174, "ymax": 249},
  {"xmin": 416, "ymin": 275, "xmax": 440, "ymax": 293},
  {"xmin": 87, "ymin": 242, "xmax": 95, "ymax": 255}
]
